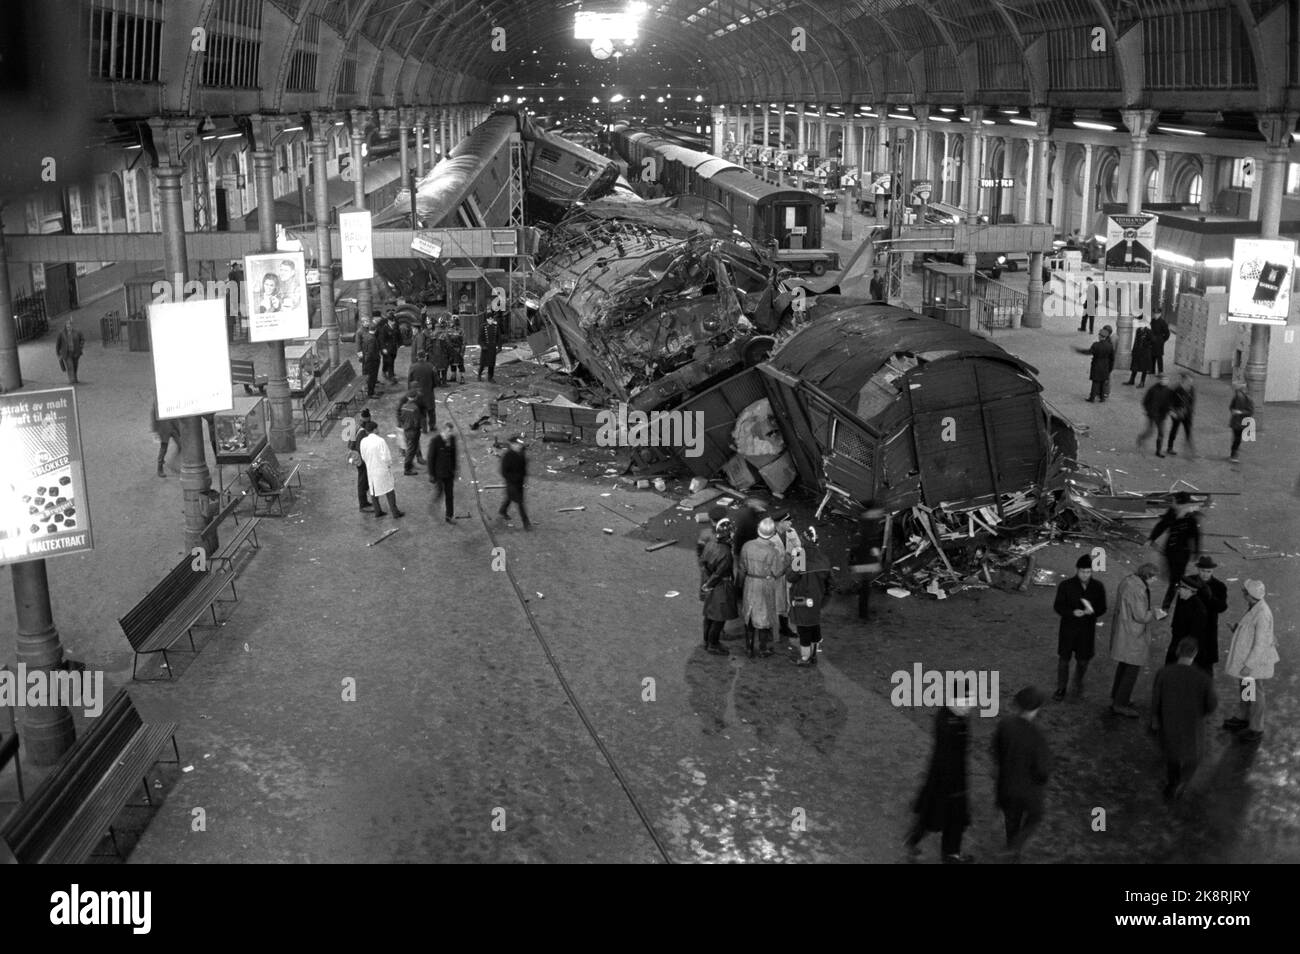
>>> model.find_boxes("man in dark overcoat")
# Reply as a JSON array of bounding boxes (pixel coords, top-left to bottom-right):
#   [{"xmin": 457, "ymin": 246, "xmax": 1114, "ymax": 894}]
[
  {"xmin": 428, "ymin": 421, "xmax": 458, "ymax": 524},
  {"xmin": 1076, "ymin": 325, "xmax": 1115, "ymax": 402},
  {"xmin": 991, "ymin": 686, "xmax": 1052, "ymax": 861},
  {"xmin": 1166, "ymin": 576, "xmax": 1216, "ymax": 677},
  {"xmin": 906, "ymin": 702, "xmax": 974, "ymax": 864},
  {"xmin": 1194, "ymin": 555, "xmax": 1229, "ymax": 655},
  {"xmin": 787, "ymin": 527, "xmax": 832, "ymax": 667},
  {"xmin": 1052, "ymin": 554, "xmax": 1108, "ymax": 700},
  {"xmin": 1150, "ymin": 636, "xmax": 1217, "ymax": 799},
  {"xmin": 407, "ymin": 353, "xmax": 437, "ymax": 431},
  {"xmin": 361, "ymin": 325, "xmax": 382, "ymax": 398},
  {"xmin": 699, "ymin": 517, "xmax": 738, "ymax": 656},
  {"xmin": 1149, "ymin": 491, "xmax": 1201, "ymax": 610}
]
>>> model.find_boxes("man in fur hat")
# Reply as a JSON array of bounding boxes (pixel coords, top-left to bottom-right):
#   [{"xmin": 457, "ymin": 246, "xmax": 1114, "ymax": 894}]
[{"xmin": 1052, "ymin": 554, "xmax": 1108, "ymax": 700}]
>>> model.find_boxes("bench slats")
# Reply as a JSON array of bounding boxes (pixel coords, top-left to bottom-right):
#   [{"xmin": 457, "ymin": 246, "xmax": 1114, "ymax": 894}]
[{"xmin": 134, "ymin": 571, "xmax": 233, "ymax": 654}]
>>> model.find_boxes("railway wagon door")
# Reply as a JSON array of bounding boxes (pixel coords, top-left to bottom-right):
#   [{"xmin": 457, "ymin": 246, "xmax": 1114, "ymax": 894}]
[{"xmin": 773, "ymin": 202, "xmax": 813, "ymax": 249}]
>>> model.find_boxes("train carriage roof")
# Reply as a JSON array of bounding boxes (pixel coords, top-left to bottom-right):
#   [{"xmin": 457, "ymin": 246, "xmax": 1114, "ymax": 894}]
[{"xmin": 703, "ymin": 168, "xmax": 822, "ymax": 205}]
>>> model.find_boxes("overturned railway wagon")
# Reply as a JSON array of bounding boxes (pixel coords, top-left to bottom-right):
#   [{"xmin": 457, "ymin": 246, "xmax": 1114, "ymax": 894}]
[{"xmin": 679, "ymin": 299, "xmax": 1075, "ymax": 514}]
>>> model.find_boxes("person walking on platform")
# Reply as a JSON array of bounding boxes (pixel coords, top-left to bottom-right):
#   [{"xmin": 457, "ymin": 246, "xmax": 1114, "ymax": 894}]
[
  {"xmin": 151, "ymin": 401, "xmax": 182, "ymax": 478},
  {"xmin": 1124, "ymin": 317, "xmax": 1154, "ymax": 387},
  {"xmin": 787, "ymin": 526, "xmax": 832, "ymax": 666},
  {"xmin": 1053, "ymin": 554, "xmax": 1108, "ymax": 700},
  {"xmin": 906, "ymin": 700, "xmax": 974, "ymax": 864},
  {"xmin": 849, "ymin": 501, "xmax": 887, "ymax": 620},
  {"xmin": 1222, "ymin": 579, "xmax": 1278, "ymax": 744},
  {"xmin": 408, "ymin": 350, "xmax": 436, "ymax": 432},
  {"xmin": 1166, "ymin": 576, "xmax": 1215, "ymax": 678},
  {"xmin": 497, "ymin": 436, "xmax": 531, "ymax": 530},
  {"xmin": 1108, "ymin": 563, "xmax": 1160, "ymax": 717},
  {"xmin": 478, "ymin": 310, "xmax": 502, "ymax": 383},
  {"xmin": 397, "ymin": 389, "xmax": 424, "ymax": 475},
  {"xmin": 1228, "ymin": 383, "xmax": 1254, "ymax": 463},
  {"xmin": 991, "ymin": 686, "xmax": 1052, "ymax": 861},
  {"xmin": 699, "ymin": 517, "xmax": 738, "ymax": 656},
  {"xmin": 737, "ymin": 517, "xmax": 786, "ymax": 659},
  {"xmin": 1165, "ymin": 372, "xmax": 1197, "ymax": 456},
  {"xmin": 869, "ymin": 270, "xmax": 884, "ymax": 302},
  {"xmin": 347, "ymin": 410, "xmax": 373, "ymax": 511},
  {"xmin": 1076, "ymin": 325, "xmax": 1114, "ymax": 403},
  {"xmin": 428, "ymin": 420, "xmax": 458, "ymax": 524},
  {"xmin": 359, "ymin": 420, "xmax": 403, "ymax": 518},
  {"xmin": 1137, "ymin": 375, "xmax": 1174, "ymax": 456},
  {"xmin": 430, "ymin": 319, "xmax": 451, "ymax": 386},
  {"xmin": 1078, "ymin": 276, "xmax": 1100, "ymax": 334},
  {"xmin": 55, "ymin": 319, "xmax": 84, "ymax": 384},
  {"xmin": 1149, "ymin": 491, "xmax": 1201, "ymax": 611},
  {"xmin": 377, "ymin": 313, "xmax": 400, "ymax": 384},
  {"xmin": 1150, "ymin": 637, "xmax": 1217, "ymax": 800},
  {"xmin": 1150, "ymin": 313, "xmax": 1171, "ymax": 375}
]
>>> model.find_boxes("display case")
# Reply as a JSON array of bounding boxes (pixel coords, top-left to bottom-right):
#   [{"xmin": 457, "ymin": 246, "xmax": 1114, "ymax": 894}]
[
  {"xmin": 284, "ymin": 344, "xmax": 318, "ymax": 392},
  {"xmin": 292, "ymin": 326, "xmax": 331, "ymax": 373},
  {"xmin": 214, "ymin": 396, "xmax": 268, "ymax": 464}
]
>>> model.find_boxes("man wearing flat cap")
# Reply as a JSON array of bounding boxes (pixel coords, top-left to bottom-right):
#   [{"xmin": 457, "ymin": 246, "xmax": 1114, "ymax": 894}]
[
  {"xmin": 1167, "ymin": 575, "xmax": 1215, "ymax": 678},
  {"xmin": 1109, "ymin": 563, "xmax": 1161, "ymax": 717},
  {"xmin": 991, "ymin": 686, "xmax": 1052, "ymax": 860},
  {"xmin": 1223, "ymin": 580, "xmax": 1278, "ymax": 743},
  {"xmin": 1052, "ymin": 554, "xmax": 1108, "ymax": 700}
]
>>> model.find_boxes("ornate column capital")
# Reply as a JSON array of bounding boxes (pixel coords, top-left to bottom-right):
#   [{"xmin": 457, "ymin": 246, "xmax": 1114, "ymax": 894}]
[
  {"xmin": 1029, "ymin": 106, "xmax": 1052, "ymax": 136},
  {"xmin": 1121, "ymin": 108, "xmax": 1157, "ymax": 140},
  {"xmin": 1257, "ymin": 111, "xmax": 1299, "ymax": 153},
  {"xmin": 964, "ymin": 105, "xmax": 985, "ymax": 127}
]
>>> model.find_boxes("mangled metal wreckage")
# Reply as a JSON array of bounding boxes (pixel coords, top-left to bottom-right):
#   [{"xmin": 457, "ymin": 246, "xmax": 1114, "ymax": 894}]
[
  {"xmin": 531, "ymin": 198, "xmax": 787, "ymax": 414},
  {"xmin": 531, "ymin": 201, "xmax": 1076, "ymax": 519}
]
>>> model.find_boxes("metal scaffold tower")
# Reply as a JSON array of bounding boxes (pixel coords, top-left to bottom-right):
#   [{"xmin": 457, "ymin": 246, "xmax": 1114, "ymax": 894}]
[
  {"xmin": 508, "ymin": 136, "xmax": 531, "ymax": 309},
  {"xmin": 884, "ymin": 137, "xmax": 907, "ymax": 301}
]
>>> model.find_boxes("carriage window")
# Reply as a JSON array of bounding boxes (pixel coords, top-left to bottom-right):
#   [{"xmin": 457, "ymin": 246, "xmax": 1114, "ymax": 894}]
[
  {"xmin": 538, "ymin": 146, "xmax": 561, "ymax": 165},
  {"xmin": 784, "ymin": 207, "xmax": 795, "ymax": 229}
]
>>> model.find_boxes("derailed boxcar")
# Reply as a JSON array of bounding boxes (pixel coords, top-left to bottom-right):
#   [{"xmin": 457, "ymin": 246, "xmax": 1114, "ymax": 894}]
[{"xmin": 678, "ymin": 299, "xmax": 1076, "ymax": 514}]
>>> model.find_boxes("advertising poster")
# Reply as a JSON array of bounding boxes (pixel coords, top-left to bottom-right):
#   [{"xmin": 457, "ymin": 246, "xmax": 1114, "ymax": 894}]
[
  {"xmin": 339, "ymin": 211, "xmax": 374, "ymax": 281},
  {"xmin": 148, "ymin": 298, "xmax": 233, "ymax": 418},
  {"xmin": 1228, "ymin": 237, "xmax": 1297, "ymax": 325},
  {"xmin": 1103, "ymin": 213, "xmax": 1157, "ymax": 282},
  {"xmin": 243, "ymin": 250, "xmax": 309, "ymax": 342},
  {"xmin": 0, "ymin": 387, "xmax": 94, "ymax": 565}
]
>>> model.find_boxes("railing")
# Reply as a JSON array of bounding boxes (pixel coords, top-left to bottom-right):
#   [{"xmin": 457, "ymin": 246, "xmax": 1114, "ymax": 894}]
[
  {"xmin": 972, "ymin": 277, "xmax": 1027, "ymax": 333},
  {"xmin": 11, "ymin": 291, "xmax": 48, "ymax": 342}
]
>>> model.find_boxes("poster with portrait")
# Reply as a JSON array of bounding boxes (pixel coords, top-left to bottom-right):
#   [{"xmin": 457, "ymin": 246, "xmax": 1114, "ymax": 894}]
[
  {"xmin": 1228, "ymin": 237, "xmax": 1296, "ymax": 325},
  {"xmin": 0, "ymin": 387, "xmax": 95, "ymax": 565},
  {"xmin": 244, "ymin": 250, "xmax": 309, "ymax": 341},
  {"xmin": 148, "ymin": 298, "xmax": 232, "ymax": 418}
]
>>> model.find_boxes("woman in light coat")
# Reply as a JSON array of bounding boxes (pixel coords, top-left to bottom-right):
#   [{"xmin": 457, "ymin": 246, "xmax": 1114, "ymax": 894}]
[
  {"xmin": 1223, "ymin": 579, "xmax": 1278, "ymax": 741},
  {"xmin": 1108, "ymin": 564, "xmax": 1160, "ymax": 716},
  {"xmin": 358, "ymin": 420, "xmax": 403, "ymax": 518}
]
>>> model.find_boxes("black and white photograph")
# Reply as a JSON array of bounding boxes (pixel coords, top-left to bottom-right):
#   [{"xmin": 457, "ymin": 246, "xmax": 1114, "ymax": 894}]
[{"xmin": 0, "ymin": 0, "xmax": 1296, "ymax": 923}]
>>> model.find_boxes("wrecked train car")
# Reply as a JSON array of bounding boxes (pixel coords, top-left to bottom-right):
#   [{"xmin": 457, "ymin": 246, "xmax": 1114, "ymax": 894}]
[
  {"xmin": 678, "ymin": 299, "xmax": 1078, "ymax": 513},
  {"xmin": 532, "ymin": 197, "xmax": 788, "ymax": 412}
]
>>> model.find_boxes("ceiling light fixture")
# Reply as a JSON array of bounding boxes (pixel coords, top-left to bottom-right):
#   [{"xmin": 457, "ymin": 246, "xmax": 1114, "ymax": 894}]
[
  {"xmin": 1073, "ymin": 120, "xmax": 1116, "ymax": 131},
  {"xmin": 1157, "ymin": 125, "xmax": 1206, "ymax": 136}
]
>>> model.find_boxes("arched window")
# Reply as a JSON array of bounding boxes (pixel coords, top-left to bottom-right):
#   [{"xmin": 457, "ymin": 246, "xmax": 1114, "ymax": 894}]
[
  {"xmin": 1146, "ymin": 167, "xmax": 1160, "ymax": 203},
  {"xmin": 1071, "ymin": 151, "xmax": 1086, "ymax": 197},
  {"xmin": 1186, "ymin": 174, "xmax": 1202, "ymax": 205},
  {"xmin": 135, "ymin": 168, "xmax": 153, "ymax": 231},
  {"xmin": 109, "ymin": 173, "xmax": 126, "ymax": 228}
]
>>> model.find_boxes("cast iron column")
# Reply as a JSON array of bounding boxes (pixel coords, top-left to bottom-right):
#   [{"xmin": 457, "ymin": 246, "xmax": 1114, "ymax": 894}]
[
  {"xmin": 1117, "ymin": 108, "xmax": 1156, "ymax": 370},
  {"xmin": 1246, "ymin": 112, "xmax": 1297, "ymax": 406},
  {"xmin": 252, "ymin": 150, "xmax": 294, "ymax": 452},
  {"xmin": 351, "ymin": 110, "xmax": 372, "ymax": 332},
  {"xmin": 310, "ymin": 126, "xmax": 338, "ymax": 367},
  {"xmin": 963, "ymin": 106, "xmax": 985, "ymax": 273},
  {"xmin": 1023, "ymin": 107, "xmax": 1052, "ymax": 328}
]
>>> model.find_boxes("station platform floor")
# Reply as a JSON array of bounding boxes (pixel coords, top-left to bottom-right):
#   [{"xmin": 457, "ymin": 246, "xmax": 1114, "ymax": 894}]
[{"xmin": 1, "ymin": 259, "xmax": 1297, "ymax": 864}]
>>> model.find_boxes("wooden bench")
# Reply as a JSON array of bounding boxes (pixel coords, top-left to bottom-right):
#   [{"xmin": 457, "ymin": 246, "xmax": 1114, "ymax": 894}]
[
  {"xmin": 299, "ymin": 381, "xmax": 329, "ymax": 436},
  {"xmin": 204, "ymin": 494, "xmax": 261, "ymax": 571},
  {"xmin": 248, "ymin": 446, "xmax": 302, "ymax": 517},
  {"xmin": 120, "ymin": 553, "xmax": 238, "ymax": 680},
  {"xmin": 0, "ymin": 690, "xmax": 178, "ymax": 863},
  {"xmin": 528, "ymin": 402, "xmax": 603, "ymax": 440},
  {"xmin": 232, "ymin": 358, "xmax": 268, "ymax": 395},
  {"xmin": 322, "ymin": 360, "xmax": 364, "ymax": 420},
  {"xmin": 0, "ymin": 674, "xmax": 23, "ymax": 804}
]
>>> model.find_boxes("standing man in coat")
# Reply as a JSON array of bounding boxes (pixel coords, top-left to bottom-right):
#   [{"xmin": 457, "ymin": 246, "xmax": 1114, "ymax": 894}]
[
  {"xmin": 849, "ymin": 501, "xmax": 887, "ymax": 620},
  {"xmin": 359, "ymin": 419, "xmax": 403, "ymax": 518},
  {"xmin": 376, "ymin": 313, "xmax": 400, "ymax": 384},
  {"xmin": 1109, "ymin": 563, "xmax": 1160, "ymax": 717},
  {"xmin": 787, "ymin": 526, "xmax": 832, "ymax": 667},
  {"xmin": 699, "ymin": 517, "xmax": 738, "ymax": 656},
  {"xmin": 347, "ymin": 409, "xmax": 373, "ymax": 511},
  {"xmin": 1165, "ymin": 372, "xmax": 1197, "ymax": 456},
  {"xmin": 1137, "ymin": 375, "xmax": 1175, "ymax": 456},
  {"xmin": 428, "ymin": 420, "xmax": 458, "ymax": 524},
  {"xmin": 1123, "ymin": 317, "xmax": 1155, "ymax": 387},
  {"xmin": 906, "ymin": 700, "xmax": 974, "ymax": 864},
  {"xmin": 1053, "ymin": 554, "xmax": 1108, "ymax": 700},
  {"xmin": 397, "ymin": 388, "xmax": 424, "ymax": 475},
  {"xmin": 736, "ymin": 517, "xmax": 786, "ymax": 659},
  {"xmin": 1222, "ymin": 579, "xmax": 1278, "ymax": 743},
  {"xmin": 1150, "ymin": 312, "xmax": 1171, "ymax": 375},
  {"xmin": 991, "ymin": 686, "xmax": 1052, "ymax": 861},
  {"xmin": 407, "ymin": 351, "xmax": 436, "ymax": 432},
  {"xmin": 1166, "ymin": 576, "xmax": 1215, "ymax": 677},
  {"xmin": 360, "ymin": 321, "xmax": 382, "ymax": 398},
  {"xmin": 1076, "ymin": 325, "xmax": 1114, "ymax": 403},
  {"xmin": 1194, "ymin": 555, "xmax": 1229, "ymax": 654},
  {"xmin": 730, "ymin": 498, "xmax": 767, "ymax": 578},
  {"xmin": 869, "ymin": 270, "xmax": 885, "ymax": 302},
  {"xmin": 55, "ymin": 319, "xmax": 85, "ymax": 384},
  {"xmin": 1150, "ymin": 636, "xmax": 1217, "ymax": 800},
  {"xmin": 478, "ymin": 309, "xmax": 502, "ymax": 383},
  {"xmin": 1078, "ymin": 276, "xmax": 1100, "ymax": 334},
  {"xmin": 446, "ymin": 317, "xmax": 466, "ymax": 384},
  {"xmin": 1228, "ymin": 382, "xmax": 1254, "ymax": 463},
  {"xmin": 151, "ymin": 400, "xmax": 182, "ymax": 479},
  {"xmin": 497, "ymin": 435, "xmax": 531, "ymax": 530},
  {"xmin": 1149, "ymin": 491, "xmax": 1201, "ymax": 611}
]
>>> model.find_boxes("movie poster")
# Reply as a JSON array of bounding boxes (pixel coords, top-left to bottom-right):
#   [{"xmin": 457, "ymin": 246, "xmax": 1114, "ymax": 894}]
[
  {"xmin": 244, "ymin": 250, "xmax": 310, "ymax": 341},
  {"xmin": 0, "ymin": 388, "xmax": 94, "ymax": 565}
]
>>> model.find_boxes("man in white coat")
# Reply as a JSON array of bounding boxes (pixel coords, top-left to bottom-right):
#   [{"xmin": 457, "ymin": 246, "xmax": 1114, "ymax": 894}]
[
  {"xmin": 1108, "ymin": 563, "xmax": 1161, "ymax": 717},
  {"xmin": 359, "ymin": 419, "xmax": 404, "ymax": 518},
  {"xmin": 1222, "ymin": 579, "xmax": 1277, "ymax": 743}
]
